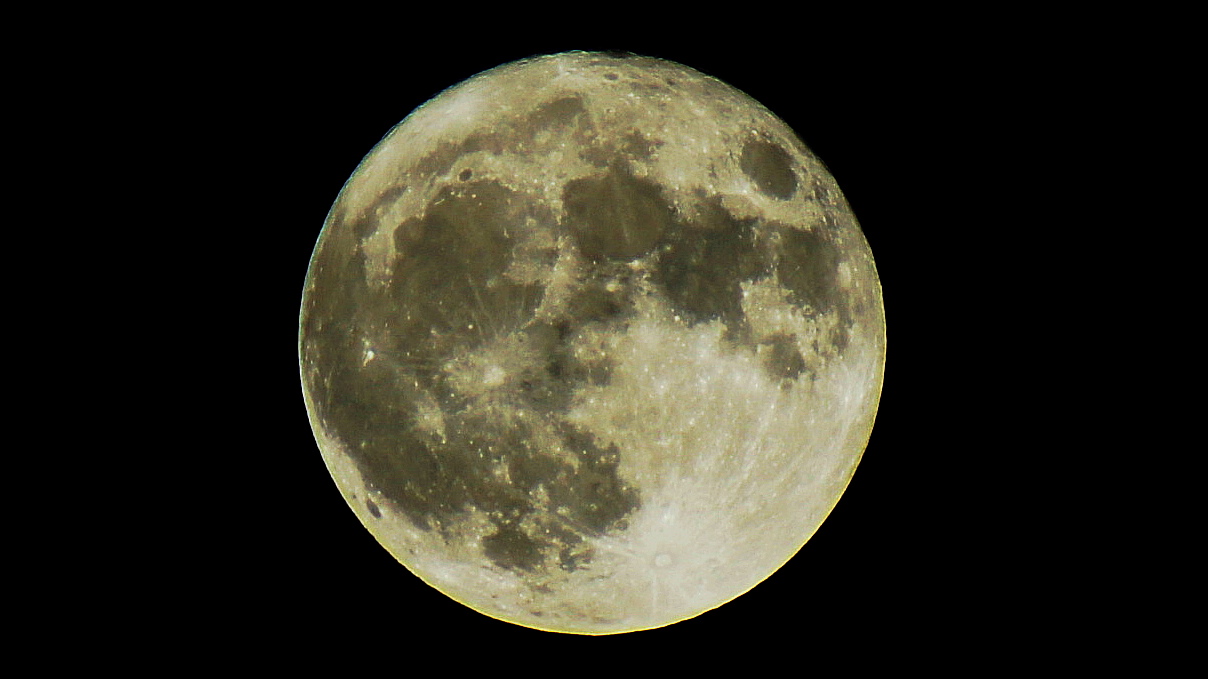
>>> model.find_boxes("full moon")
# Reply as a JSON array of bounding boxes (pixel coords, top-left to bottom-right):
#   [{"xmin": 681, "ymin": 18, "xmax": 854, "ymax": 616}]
[{"xmin": 299, "ymin": 51, "xmax": 885, "ymax": 634}]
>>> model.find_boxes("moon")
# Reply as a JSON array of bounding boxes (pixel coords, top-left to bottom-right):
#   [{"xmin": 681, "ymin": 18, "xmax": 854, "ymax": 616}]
[{"xmin": 298, "ymin": 51, "xmax": 885, "ymax": 634}]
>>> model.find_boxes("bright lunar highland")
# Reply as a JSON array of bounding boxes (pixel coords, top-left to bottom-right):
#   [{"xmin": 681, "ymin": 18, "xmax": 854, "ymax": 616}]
[{"xmin": 299, "ymin": 52, "xmax": 885, "ymax": 634}]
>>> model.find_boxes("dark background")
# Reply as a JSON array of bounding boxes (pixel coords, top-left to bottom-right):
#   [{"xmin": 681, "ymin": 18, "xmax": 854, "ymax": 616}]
[
  {"xmin": 14, "ymin": 3, "xmax": 1149, "ymax": 660},
  {"xmin": 175, "ymin": 31, "xmax": 1043, "ymax": 652}
]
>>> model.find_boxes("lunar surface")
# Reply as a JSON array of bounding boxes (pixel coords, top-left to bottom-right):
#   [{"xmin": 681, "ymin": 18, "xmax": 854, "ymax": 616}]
[{"xmin": 299, "ymin": 51, "xmax": 885, "ymax": 634}]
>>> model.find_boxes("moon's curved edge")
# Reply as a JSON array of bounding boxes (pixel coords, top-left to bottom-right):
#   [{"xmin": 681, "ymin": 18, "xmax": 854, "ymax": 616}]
[{"xmin": 297, "ymin": 50, "xmax": 886, "ymax": 634}]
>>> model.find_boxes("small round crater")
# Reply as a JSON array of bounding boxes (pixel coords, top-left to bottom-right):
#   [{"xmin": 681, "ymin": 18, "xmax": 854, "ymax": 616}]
[{"xmin": 458, "ymin": 168, "xmax": 473, "ymax": 181}]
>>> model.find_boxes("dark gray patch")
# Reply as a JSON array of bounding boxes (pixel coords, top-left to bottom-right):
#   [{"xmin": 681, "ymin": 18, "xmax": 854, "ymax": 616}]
[
  {"xmin": 509, "ymin": 454, "xmax": 568, "ymax": 491},
  {"xmin": 389, "ymin": 180, "xmax": 544, "ymax": 354},
  {"xmin": 579, "ymin": 144, "xmax": 612, "ymax": 168},
  {"xmin": 457, "ymin": 132, "xmax": 509, "ymax": 156},
  {"xmin": 525, "ymin": 97, "xmax": 586, "ymax": 135},
  {"xmin": 483, "ymin": 524, "xmax": 545, "ymax": 572},
  {"xmin": 348, "ymin": 423, "xmax": 453, "ymax": 529},
  {"xmin": 547, "ymin": 348, "xmax": 613, "ymax": 389},
  {"xmin": 741, "ymin": 139, "xmax": 797, "ymax": 199},
  {"xmin": 562, "ymin": 165, "xmax": 675, "ymax": 261},
  {"xmin": 516, "ymin": 320, "xmax": 615, "ymax": 413},
  {"xmin": 342, "ymin": 185, "xmax": 408, "ymax": 240},
  {"xmin": 576, "ymin": 127, "xmax": 659, "ymax": 168},
  {"xmin": 653, "ymin": 196, "xmax": 764, "ymax": 329},
  {"xmin": 303, "ymin": 247, "xmax": 378, "ymax": 411},
  {"xmin": 412, "ymin": 133, "xmax": 505, "ymax": 179},
  {"xmin": 776, "ymin": 224, "xmax": 851, "ymax": 353},
  {"xmin": 314, "ymin": 330, "xmax": 636, "ymax": 545},
  {"xmin": 559, "ymin": 545, "xmax": 593, "ymax": 572},
  {"xmin": 304, "ymin": 181, "xmax": 553, "ymax": 530},
  {"xmin": 618, "ymin": 130, "xmax": 660, "ymax": 160},
  {"xmin": 513, "ymin": 367, "xmax": 576, "ymax": 413},
  {"xmin": 412, "ymin": 142, "xmax": 461, "ymax": 179},
  {"xmin": 563, "ymin": 265, "xmax": 634, "ymax": 325},
  {"xmin": 776, "ymin": 225, "xmax": 840, "ymax": 315},
  {"xmin": 604, "ymin": 72, "xmax": 618, "ymax": 81},
  {"xmin": 458, "ymin": 168, "xmax": 473, "ymax": 181},
  {"xmin": 548, "ymin": 424, "xmax": 638, "ymax": 534},
  {"xmin": 761, "ymin": 333, "xmax": 807, "ymax": 383},
  {"xmin": 366, "ymin": 498, "xmax": 381, "ymax": 518},
  {"xmin": 458, "ymin": 422, "xmax": 636, "ymax": 573},
  {"xmin": 436, "ymin": 412, "xmax": 536, "ymax": 518},
  {"xmin": 569, "ymin": 284, "xmax": 626, "ymax": 323},
  {"xmin": 351, "ymin": 410, "xmax": 531, "ymax": 531}
]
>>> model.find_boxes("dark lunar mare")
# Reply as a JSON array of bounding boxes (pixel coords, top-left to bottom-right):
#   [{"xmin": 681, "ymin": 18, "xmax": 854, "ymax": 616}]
[
  {"xmin": 303, "ymin": 178, "xmax": 642, "ymax": 574},
  {"xmin": 652, "ymin": 194, "xmax": 763, "ymax": 335},
  {"xmin": 774, "ymin": 221, "xmax": 851, "ymax": 354},
  {"xmin": 650, "ymin": 195, "xmax": 852, "ymax": 379},
  {"xmin": 740, "ymin": 138, "xmax": 798, "ymax": 200}
]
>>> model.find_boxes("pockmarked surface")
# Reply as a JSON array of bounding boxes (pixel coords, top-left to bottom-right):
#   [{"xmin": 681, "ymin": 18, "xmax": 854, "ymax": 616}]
[{"xmin": 299, "ymin": 52, "xmax": 885, "ymax": 634}]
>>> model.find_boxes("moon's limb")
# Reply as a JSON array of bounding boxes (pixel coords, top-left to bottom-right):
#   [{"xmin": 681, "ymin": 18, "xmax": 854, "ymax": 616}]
[{"xmin": 299, "ymin": 51, "xmax": 885, "ymax": 634}]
